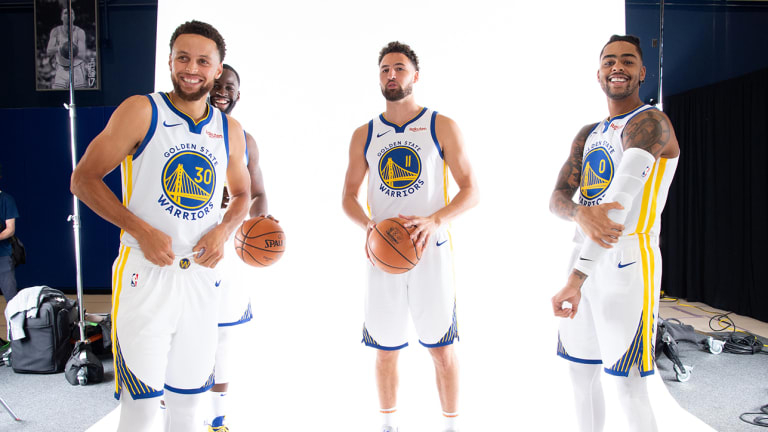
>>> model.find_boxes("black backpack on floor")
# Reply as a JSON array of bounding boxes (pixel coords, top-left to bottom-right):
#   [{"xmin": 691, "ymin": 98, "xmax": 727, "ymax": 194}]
[{"xmin": 10, "ymin": 288, "xmax": 76, "ymax": 374}]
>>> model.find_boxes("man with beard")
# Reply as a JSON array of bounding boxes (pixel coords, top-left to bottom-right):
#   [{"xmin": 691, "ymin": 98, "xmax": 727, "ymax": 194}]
[
  {"xmin": 71, "ymin": 21, "xmax": 250, "ymax": 432},
  {"xmin": 342, "ymin": 41, "xmax": 479, "ymax": 432},
  {"xmin": 550, "ymin": 35, "xmax": 680, "ymax": 432},
  {"xmin": 206, "ymin": 63, "xmax": 270, "ymax": 432}
]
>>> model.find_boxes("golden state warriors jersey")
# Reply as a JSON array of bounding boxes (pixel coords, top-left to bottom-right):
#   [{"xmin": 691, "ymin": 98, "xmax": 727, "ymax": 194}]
[
  {"xmin": 365, "ymin": 108, "xmax": 448, "ymax": 221},
  {"xmin": 120, "ymin": 92, "xmax": 230, "ymax": 255},
  {"xmin": 577, "ymin": 104, "xmax": 679, "ymax": 240}
]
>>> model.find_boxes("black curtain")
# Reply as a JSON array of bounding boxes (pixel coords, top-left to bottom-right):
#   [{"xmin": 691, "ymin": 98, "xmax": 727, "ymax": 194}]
[{"xmin": 661, "ymin": 67, "xmax": 768, "ymax": 322}]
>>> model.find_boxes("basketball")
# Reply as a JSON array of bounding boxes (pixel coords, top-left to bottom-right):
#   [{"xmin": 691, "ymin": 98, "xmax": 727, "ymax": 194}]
[
  {"xmin": 59, "ymin": 43, "xmax": 78, "ymax": 59},
  {"xmin": 367, "ymin": 217, "xmax": 421, "ymax": 274},
  {"xmin": 234, "ymin": 216, "xmax": 285, "ymax": 267}
]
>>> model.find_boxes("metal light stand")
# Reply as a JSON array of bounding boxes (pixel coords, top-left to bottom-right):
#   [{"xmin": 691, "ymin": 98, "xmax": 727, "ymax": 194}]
[
  {"xmin": 63, "ymin": 0, "xmax": 90, "ymax": 385},
  {"xmin": 657, "ymin": 0, "xmax": 665, "ymax": 111}
]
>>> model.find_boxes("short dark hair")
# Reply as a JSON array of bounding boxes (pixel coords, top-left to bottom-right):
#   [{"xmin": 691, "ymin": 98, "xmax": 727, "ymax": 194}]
[
  {"xmin": 600, "ymin": 35, "xmax": 643, "ymax": 62},
  {"xmin": 169, "ymin": 20, "xmax": 226, "ymax": 62},
  {"xmin": 378, "ymin": 41, "xmax": 419, "ymax": 71},
  {"xmin": 222, "ymin": 64, "xmax": 240, "ymax": 85}
]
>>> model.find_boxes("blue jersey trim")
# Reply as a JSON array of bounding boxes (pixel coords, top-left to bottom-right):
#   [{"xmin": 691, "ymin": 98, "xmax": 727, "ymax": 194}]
[
  {"xmin": 222, "ymin": 111, "xmax": 230, "ymax": 160},
  {"xmin": 218, "ymin": 302, "xmax": 254, "ymax": 327},
  {"xmin": 363, "ymin": 340, "xmax": 409, "ymax": 351},
  {"xmin": 602, "ymin": 104, "xmax": 655, "ymax": 133},
  {"xmin": 557, "ymin": 351, "xmax": 603, "ymax": 365},
  {"xmin": 243, "ymin": 130, "xmax": 249, "ymax": 163},
  {"xmin": 363, "ymin": 120, "xmax": 373, "ymax": 156},
  {"xmin": 134, "ymin": 95, "xmax": 158, "ymax": 159},
  {"xmin": 164, "ymin": 380, "xmax": 214, "ymax": 395},
  {"xmin": 160, "ymin": 92, "xmax": 213, "ymax": 134},
  {"xmin": 603, "ymin": 367, "xmax": 655, "ymax": 377},
  {"xmin": 379, "ymin": 107, "xmax": 428, "ymax": 133},
  {"xmin": 430, "ymin": 111, "xmax": 444, "ymax": 159}
]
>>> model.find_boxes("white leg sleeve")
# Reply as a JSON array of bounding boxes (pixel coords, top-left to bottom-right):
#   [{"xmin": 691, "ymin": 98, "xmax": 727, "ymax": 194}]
[
  {"xmin": 574, "ymin": 148, "xmax": 656, "ymax": 276},
  {"xmin": 116, "ymin": 395, "xmax": 160, "ymax": 432},
  {"xmin": 214, "ymin": 325, "xmax": 233, "ymax": 385},
  {"xmin": 569, "ymin": 362, "xmax": 606, "ymax": 432},
  {"xmin": 164, "ymin": 391, "xmax": 205, "ymax": 432},
  {"xmin": 608, "ymin": 369, "xmax": 658, "ymax": 432}
]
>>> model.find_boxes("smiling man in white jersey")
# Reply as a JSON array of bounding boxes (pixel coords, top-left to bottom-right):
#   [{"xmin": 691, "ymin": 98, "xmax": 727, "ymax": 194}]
[
  {"xmin": 342, "ymin": 41, "xmax": 479, "ymax": 432},
  {"xmin": 549, "ymin": 35, "xmax": 681, "ymax": 432},
  {"xmin": 206, "ymin": 63, "xmax": 270, "ymax": 432},
  {"xmin": 70, "ymin": 20, "xmax": 250, "ymax": 432}
]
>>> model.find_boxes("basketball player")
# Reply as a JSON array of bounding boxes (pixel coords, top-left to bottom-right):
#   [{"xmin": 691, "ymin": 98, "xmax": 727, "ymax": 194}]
[
  {"xmin": 207, "ymin": 63, "xmax": 270, "ymax": 432},
  {"xmin": 70, "ymin": 21, "xmax": 250, "ymax": 432},
  {"xmin": 342, "ymin": 41, "xmax": 479, "ymax": 432},
  {"xmin": 550, "ymin": 35, "xmax": 680, "ymax": 432},
  {"xmin": 46, "ymin": 7, "xmax": 87, "ymax": 89}
]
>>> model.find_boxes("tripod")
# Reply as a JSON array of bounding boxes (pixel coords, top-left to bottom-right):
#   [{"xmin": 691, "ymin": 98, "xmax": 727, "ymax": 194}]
[{"xmin": 0, "ymin": 394, "xmax": 20, "ymax": 421}]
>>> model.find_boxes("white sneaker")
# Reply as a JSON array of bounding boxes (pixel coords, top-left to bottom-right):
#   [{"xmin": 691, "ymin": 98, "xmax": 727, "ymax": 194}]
[{"xmin": 380, "ymin": 426, "xmax": 398, "ymax": 432}]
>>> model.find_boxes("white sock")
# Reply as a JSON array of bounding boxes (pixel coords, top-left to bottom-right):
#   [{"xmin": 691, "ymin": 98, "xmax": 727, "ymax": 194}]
[
  {"xmin": 443, "ymin": 411, "xmax": 459, "ymax": 430},
  {"xmin": 210, "ymin": 391, "xmax": 227, "ymax": 426},
  {"xmin": 380, "ymin": 407, "xmax": 397, "ymax": 427}
]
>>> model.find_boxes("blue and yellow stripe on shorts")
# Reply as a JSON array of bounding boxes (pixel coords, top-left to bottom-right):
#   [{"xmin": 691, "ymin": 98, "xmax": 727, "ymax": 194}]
[
  {"xmin": 420, "ymin": 301, "xmax": 459, "ymax": 348},
  {"xmin": 606, "ymin": 158, "xmax": 669, "ymax": 377},
  {"xmin": 111, "ymin": 244, "xmax": 163, "ymax": 399}
]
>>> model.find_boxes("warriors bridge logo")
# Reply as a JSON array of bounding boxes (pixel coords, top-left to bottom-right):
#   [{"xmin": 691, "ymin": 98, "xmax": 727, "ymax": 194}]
[
  {"xmin": 378, "ymin": 146, "xmax": 421, "ymax": 191},
  {"xmin": 158, "ymin": 151, "xmax": 216, "ymax": 220},
  {"xmin": 580, "ymin": 147, "xmax": 614, "ymax": 202}
]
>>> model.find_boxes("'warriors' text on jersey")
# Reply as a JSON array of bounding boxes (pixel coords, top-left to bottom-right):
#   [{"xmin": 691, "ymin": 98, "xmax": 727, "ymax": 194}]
[
  {"xmin": 120, "ymin": 92, "xmax": 230, "ymax": 255},
  {"xmin": 365, "ymin": 107, "xmax": 448, "ymax": 221}
]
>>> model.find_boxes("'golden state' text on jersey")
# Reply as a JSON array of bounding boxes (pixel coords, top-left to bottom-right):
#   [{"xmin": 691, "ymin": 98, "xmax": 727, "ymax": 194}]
[
  {"xmin": 365, "ymin": 107, "xmax": 448, "ymax": 221},
  {"xmin": 120, "ymin": 92, "xmax": 230, "ymax": 256},
  {"xmin": 577, "ymin": 104, "xmax": 679, "ymax": 240}
]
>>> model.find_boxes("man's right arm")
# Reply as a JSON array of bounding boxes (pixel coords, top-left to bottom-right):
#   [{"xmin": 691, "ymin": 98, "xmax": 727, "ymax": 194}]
[
  {"xmin": 341, "ymin": 123, "xmax": 373, "ymax": 232},
  {"xmin": 70, "ymin": 95, "xmax": 174, "ymax": 266},
  {"xmin": 549, "ymin": 122, "xmax": 624, "ymax": 248}
]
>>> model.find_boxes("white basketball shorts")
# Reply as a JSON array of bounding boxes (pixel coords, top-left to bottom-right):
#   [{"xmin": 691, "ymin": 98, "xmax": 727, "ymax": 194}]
[
  {"xmin": 111, "ymin": 244, "xmax": 221, "ymax": 399},
  {"xmin": 216, "ymin": 240, "xmax": 253, "ymax": 327},
  {"xmin": 557, "ymin": 234, "xmax": 662, "ymax": 377},
  {"xmin": 363, "ymin": 230, "xmax": 458, "ymax": 350}
]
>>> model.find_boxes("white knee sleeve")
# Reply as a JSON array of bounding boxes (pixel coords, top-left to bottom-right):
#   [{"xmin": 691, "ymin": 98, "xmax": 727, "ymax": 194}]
[
  {"xmin": 116, "ymin": 395, "xmax": 160, "ymax": 432},
  {"xmin": 574, "ymin": 148, "xmax": 656, "ymax": 276},
  {"xmin": 568, "ymin": 362, "xmax": 605, "ymax": 432},
  {"xmin": 164, "ymin": 391, "xmax": 205, "ymax": 432},
  {"xmin": 214, "ymin": 325, "xmax": 234, "ymax": 384}
]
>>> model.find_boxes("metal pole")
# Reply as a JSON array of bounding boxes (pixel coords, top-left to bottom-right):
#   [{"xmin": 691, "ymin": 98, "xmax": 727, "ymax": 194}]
[
  {"xmin": 65, "ymin": 0, "xmax": 86, "ymax": 343},
  {"xmin": 658, "ymin": 0, "xmax": 665, "ymax": 111}
]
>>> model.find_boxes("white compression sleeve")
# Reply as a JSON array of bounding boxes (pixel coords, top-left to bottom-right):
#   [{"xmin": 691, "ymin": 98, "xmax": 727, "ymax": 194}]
[{"xmin": 573, "ymin": 148, "xmax": 656, "ymax": 276}]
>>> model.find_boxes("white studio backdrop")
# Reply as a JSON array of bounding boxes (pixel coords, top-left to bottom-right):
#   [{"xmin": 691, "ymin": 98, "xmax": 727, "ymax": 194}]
[{"xmin": 149, "ymin": 2, "xmax": 702, "ymax": 431}]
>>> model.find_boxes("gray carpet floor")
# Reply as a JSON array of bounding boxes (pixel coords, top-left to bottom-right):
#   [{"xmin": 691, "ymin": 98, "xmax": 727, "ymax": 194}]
[
  {"xmin": 0, "ymin": 354, "xmax": 117, "ymax": 432},
  {"xmin": 657, "ymin": 334, "xmax": 768, "ymax": 431}
]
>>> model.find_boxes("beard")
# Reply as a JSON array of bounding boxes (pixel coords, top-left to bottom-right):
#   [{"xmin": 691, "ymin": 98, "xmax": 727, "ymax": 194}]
[
  {"xmin": 219, "ymin": 99, "xmax": 236, "ymax": 115},
  {"xmin": 171, "ymin": 74, "xmax": 214, "ymax": 102},
  {"xmin": 602, "ymin": 78, "xmax": 640, "ymax": 101},
  {"xmin": 381, "ymin": 81, "xmax": 413, "ymax": 102}
]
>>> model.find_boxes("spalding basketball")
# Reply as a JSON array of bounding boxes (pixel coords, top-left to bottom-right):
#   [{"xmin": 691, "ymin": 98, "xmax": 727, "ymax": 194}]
[
  {"xmin": 234, "ymin": 217, "xmax": 285, "ymax": 267},
  {"xmin": 367, "ymin": 217, "xmax": 420, "ymax": 274}
]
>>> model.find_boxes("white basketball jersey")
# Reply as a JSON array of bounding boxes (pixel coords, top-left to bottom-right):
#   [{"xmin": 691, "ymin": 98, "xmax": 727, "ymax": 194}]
[
  {"xmin": 120, "ymin": 92, "xmax": 230, "ymax": 255},
  {"xmin": 365, "ymin": 107, "xmax": 448, "ymax": 222},
  {"xmin": 577, "ymin": 104, "xmax": 679, "ymax": 239}
]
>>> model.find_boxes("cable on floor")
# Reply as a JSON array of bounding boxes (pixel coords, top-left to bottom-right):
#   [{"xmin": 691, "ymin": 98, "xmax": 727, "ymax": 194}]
[{"xmin": 740, "ymin": 404, "xmax": 768, "ymax": 427}]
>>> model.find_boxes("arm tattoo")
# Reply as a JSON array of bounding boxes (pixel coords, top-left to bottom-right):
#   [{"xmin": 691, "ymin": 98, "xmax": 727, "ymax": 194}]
[
  {"xmin": 550, "ymin": 123, "xmax": 596, "ymax": 220},
  {"xmin": 622, "ymin": 110, "xmax": 671, "ymax": 158}
]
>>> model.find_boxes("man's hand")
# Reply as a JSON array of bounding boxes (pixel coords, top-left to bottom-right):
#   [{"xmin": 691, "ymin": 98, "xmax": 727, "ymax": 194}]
[
  {"xmin": 574, "ymin": 202, "xmax": 625, "ymax": 248},
  {"xmin": 135, "ymin": 227, "xmax": 174, "ymax": 267},
  {"xmin": 399, "ymin": 214, "xmax": 438, "ymax": 256},
  {"xmin": 192, "ymin": 225, "xmax": 229, "ymax": 268},
  {"xmin": 552, "ymin": 270, "xmax": 588, "ymax": 319}
]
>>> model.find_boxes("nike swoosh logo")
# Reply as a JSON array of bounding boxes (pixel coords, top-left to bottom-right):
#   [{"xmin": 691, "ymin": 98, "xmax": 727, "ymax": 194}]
[
  {"xmin": 578, "ymin": 257, "xmax": 593, "ymax": 261},
  {"xmin": 163, "ymin": 120, "xmax": 182, "ymax": 127},
  {"xmin": 376, "ymin": 130, "xmax": 391, "ymax": 138},
  {"xmin": 215, "ymin": 280, "xmax": 221, "ymax": 287},
  {"xmin": 436, "ymin": 240, "xmax": 448, "ymax": 247},
  {"xmin": 618, "ymin": 261, "xmax": 636, "ymax": 268}
]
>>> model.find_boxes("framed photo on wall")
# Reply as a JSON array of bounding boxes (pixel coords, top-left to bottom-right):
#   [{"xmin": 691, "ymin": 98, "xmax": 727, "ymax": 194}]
[{"xmin": 34, "ymin": 0, "xmax": 99, "ymax": 91}]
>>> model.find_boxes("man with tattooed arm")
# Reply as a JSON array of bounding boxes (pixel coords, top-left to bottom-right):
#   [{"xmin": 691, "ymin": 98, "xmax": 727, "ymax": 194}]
[{"xmin": 549, "ymin": 35, "xmax": 680, "ymax": 432}]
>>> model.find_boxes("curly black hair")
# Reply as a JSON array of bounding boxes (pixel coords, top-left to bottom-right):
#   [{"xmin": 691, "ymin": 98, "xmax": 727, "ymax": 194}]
[
  {"xmin": 600, "ymin": 35, "xmax": 643, "ymax": 62},
  {"xmin": 169, "ymin": 20, "xmax": 226, "ymax": 62},
  {"xmin": 378, "ymin": 41, "xmax": 419, "ymax": 71}
]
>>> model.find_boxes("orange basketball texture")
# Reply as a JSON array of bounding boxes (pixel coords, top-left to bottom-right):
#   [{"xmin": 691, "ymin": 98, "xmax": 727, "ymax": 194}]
[
  {"xmin": 234, "ymin": 217, "xmax": 285, "ymax": 267},
  {"xmin": 367, "ymin": 217, "xmax": 421, "ymax": 274}
]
